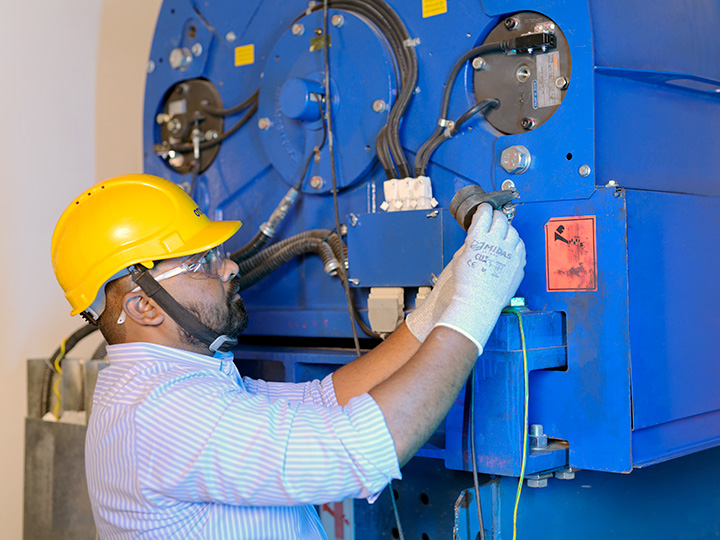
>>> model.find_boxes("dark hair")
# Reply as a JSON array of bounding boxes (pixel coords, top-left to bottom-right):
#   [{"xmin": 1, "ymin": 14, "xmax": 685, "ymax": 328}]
[{"xmin": 96, "ymin": 275, "xmax": 133, "ymax": 344}]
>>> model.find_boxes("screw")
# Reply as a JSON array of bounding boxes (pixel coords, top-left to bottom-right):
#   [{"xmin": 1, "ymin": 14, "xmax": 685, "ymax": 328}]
[
  {"xmin": 225, "ymin": 31, "xmax": 237, "ymax": 42},
  {"xmin": 349, "ymin": 213, "xmax": 358, "ymax": 226},
  {"xmin": 204, "ymin": 130, "xmax": 218, "ymax": 140},
  {"xmin": 155, "ymin": 113, "xmax": 170, "ymax": 124},
  {"xmin": 310, "ymin": 175, "xmax": 324, "ymax": 189},
  {"xmin": 502, "ymin": 179, "xmax": 516, "ymax": 191},
  {"xmin": 169, "ymin": 47, "xmax": 193, "ymax": 70},
  {"xmin": 372, "ymin": 99, "xmax": 387, "ymax": 113},
  {"xmin": 191, "ymin": 43, "xmax": 203, "ymax": 57},
  {"xmin": 529, "ymin": 424, "xmax": 548, "ymax": 449},
  {"xmin": 579, "ymin": 164, "xmax": 592, "ymax": 177},
  {"xmin": 258, "ymin": 117, "xmax": 272, "ymax": 130},
  {"xmin": 147, "ymin": 60, "xmax": 155, "ymax": 73},
  {"xmin": 292, "ymin": 23, "xmax": 305, "ymax": 36},
  {"xmin": 504, "ymin": 17, "xmax": 519, "ymax": 30},
  {"xmin": 516, "ymin": 65, "xmax": 531, "ymax": 83},
  {"xmin": 526, "ymin": 474, "xmax": 548, "ymax": 488},
  {"xmin": 555, "ymin": 76, "xmax": 569, "ymax": 90},
  {"xmin": 167, "ymin": 151, "xmax": 185, "ymax": 168},
  {"xmin": 331, "ymin": 14, "xmax": 344, "ymax": 27},
  {"xmin": 520, "ymin": 117, "xmax": 536, "ymax": 130},
  {"xmin": 472, "ymin": 57, "xmax": 486, "ymax": 70},
  {"xmin": 501, "ymin": 145, "xmax": 531, "ymax": 174},
  {"xmin": 167, "ymin": 118, "xmax": 182, "ymax": 134}
]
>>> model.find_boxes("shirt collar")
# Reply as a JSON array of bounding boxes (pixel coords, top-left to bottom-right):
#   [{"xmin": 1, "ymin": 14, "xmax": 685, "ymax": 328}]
[{"xmin": 107, "ymin": 342, "xmax": 233, "ymax": 371}]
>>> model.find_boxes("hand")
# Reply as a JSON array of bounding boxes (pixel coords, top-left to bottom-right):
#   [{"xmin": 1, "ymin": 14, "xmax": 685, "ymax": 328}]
[
  {"xmin": 405, "ymin": 249, "xmax": 459, "ymax": 343},
  {"xmin": 434, "ymin": 203, "xmax": 526, "ymax": 354}
]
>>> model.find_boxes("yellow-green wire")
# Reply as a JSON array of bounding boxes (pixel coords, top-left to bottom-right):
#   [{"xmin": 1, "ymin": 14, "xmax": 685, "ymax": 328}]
[
  {"xmin": 503, "ymin": 308, "xmax": 528, "ymax": 540},
  {"xmin": 52, "ymin": 338, "xmax": 68, "ymax": 420}
]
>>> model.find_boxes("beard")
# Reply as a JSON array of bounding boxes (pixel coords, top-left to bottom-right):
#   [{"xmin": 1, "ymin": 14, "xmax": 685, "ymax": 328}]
[{"xmin": 178, "ymin": 276, "xmax": 249, "ymax": 350}]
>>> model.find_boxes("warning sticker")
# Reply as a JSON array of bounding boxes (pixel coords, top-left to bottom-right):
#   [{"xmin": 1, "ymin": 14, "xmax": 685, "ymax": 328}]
[
  {"xmin": 422, "ymin": 0, "xmax": 447, "ymax": 18},
  {"xmin": 234, "ymin": 44, "xmax": 255, "ymax": 67},
  {"xmin": 545, "ymin": 216, "xmax": 597, "ymax": 291},
  {"xmin": 533, "ymin": 51, "xmax": 561, "ymax": 109}
]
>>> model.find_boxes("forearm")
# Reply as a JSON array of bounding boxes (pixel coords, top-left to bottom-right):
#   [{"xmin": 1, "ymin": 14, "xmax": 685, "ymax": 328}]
[
  {"xmin": 369, "ymin": 325, "xmax": 478, "ymax": 466},
  {"xmin": 332, "ymin": 322, "xmax": 421, "ymax": 406}
]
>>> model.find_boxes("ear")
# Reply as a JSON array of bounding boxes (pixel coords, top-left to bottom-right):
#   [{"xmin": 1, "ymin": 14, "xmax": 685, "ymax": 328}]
[{"xmin": 121, "ymin": 292, "xmax": 165, "ymax": 327}]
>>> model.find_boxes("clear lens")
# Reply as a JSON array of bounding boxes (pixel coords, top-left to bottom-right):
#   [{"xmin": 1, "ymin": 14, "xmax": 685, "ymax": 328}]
[{"xmin": 185, "ymin": 245, "xmax": 225, "ymax": 279}]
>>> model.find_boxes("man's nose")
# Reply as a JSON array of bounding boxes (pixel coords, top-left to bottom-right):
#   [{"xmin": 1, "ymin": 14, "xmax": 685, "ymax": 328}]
[{"xmin": 221, "ymin": 257, "xmax": 239, "ymax": 282}]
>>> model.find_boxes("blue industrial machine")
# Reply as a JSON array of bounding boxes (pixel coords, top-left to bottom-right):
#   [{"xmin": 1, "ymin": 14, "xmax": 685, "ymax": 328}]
[{"xmin": 143, "ymin": 0, "xmax": 720, "ymax": 537}]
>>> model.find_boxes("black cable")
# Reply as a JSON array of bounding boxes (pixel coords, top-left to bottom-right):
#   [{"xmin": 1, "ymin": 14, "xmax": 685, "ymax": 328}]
[
  {"xmin": 294, "ymin": 98, "xmax": 328, "ymax": 191},
  {"xmin": 170, "ymin": 100, "xmax": 258, "ymax": 154},
  {"xmin": 40, "ymin": 325, "xmax": 99, "ymax": 417},
  {"xmin": 415, "ymin": 98, "xmax": 499, "ymax": 176},
  {"xmin": 200, "ymin": 89, "xmax": 259, "ymax": 117}
]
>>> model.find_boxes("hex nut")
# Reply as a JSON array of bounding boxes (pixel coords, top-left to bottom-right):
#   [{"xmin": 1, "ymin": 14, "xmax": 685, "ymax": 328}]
[{"xmin": 501, "ymin": 145, "xmax": 531, "ymax": 174}]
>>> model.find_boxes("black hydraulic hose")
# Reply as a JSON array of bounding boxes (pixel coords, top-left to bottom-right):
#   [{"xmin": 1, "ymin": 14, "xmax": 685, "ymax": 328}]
[
  {"xmin": 40, "ymin": 324, "xmax": 99, "ymax": 417},
  {"xmin": 415, "ymin": 99, "xmax": 499, "ymax": 175},
  {"xmin": 201, "ymin": 89, "xmax": 259, "ymax": 117},
  {"xmin": 230, "ymin": 230, "xmax": 271, "ymax": 263},
  {"xmin": 170, "ymin": 100, "xmax": 258, "ymax": 154},
  {"xmin": 236, "ymin": 230, "xmax": 342, "ymax": 274}
]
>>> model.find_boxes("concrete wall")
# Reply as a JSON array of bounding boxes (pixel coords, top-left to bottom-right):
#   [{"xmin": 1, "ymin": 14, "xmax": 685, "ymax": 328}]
[{"xmin": 0, "ymin": 1, "xmax": 161, "ymax": 537}]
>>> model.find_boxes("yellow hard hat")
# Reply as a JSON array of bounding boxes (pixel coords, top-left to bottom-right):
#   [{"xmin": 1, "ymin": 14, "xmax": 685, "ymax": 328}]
[{"xmin": 51, "ymin": 174, "xmax": 242, "ymax": 318}]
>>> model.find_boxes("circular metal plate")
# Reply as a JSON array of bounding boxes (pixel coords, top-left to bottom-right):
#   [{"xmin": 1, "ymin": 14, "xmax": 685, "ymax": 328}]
[{"xmin": 473, "ymin": 12, "xmax": 571, "ymax": 135}]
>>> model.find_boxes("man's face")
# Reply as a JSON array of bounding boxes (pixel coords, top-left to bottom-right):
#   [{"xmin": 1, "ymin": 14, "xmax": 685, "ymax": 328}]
[{"xmin": 151, "ymin": 254, "xmax": 248, "ymax": 350}]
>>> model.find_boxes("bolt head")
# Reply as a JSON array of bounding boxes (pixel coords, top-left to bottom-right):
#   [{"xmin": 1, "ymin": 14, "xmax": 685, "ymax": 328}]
[
  {"xmin": 225, "ymin": 31, "xmax": 237, "ymax": 42},
  {"xmin": 167, "ymin": 118, "xmax": 182, "ymax": 134},
  {"xmin": 191, "ymin": 43, "xmax": 203, "ymax": 57},
  {"xmin": 555, "ymin": 76, "xmax": 569, "ymax": 90},
  {"xmin": 501, "ymin": 145, "xmax": 531, "ymax": 174},
  {"xmin": 526, "ymin": 477, "xmax": 548, "ymax": 488},
  {"xmin": 155, "ymin": 113, "xmax": 170, "ymax": 125},
  {"xmin": 169, "ymin": 48, "xmax": 193, "ymax": 70},
  {"xmin": 204, "ymin": 130, "xmax": 218, "ymax": 140},
  {"xmin": 502, "ymin": 179, "xmax": 516, "ymax": 191},
  {"xmin": 472, "ymin": 57, "xmax": 486, "ymax": 70},
  {"xmin": 168, "ymin": 151, "xmax": 185, "ymax": 168},
  {"xmin": 147, "ymin": 60, "xmax": 155, "ymax": 74},
  {"xmin": 555, "ymin": 469, "xmax": 576, "ymax": 480},
  {"xmin": 331, "ymin": 14, "xmax": 344, "ymax": 27},
  {"xmin": 579, "ymin": 164, "xmax": 592, "ymax": 177},
  {"xmin": 258, "ymin": 117, "xmax": 271, "ymax": 130},
  {"xmin": 520, "ymin": 117, "xmax": 536, "ymax": 130},
  {"xmin": 310, "ymin": 175, "xmax": 324, "ymax": 189},
  {"xmin": 372, "ymin": 99, "xmax": 387, "ymax": 113},
  {"xmin": 292, "ymin": 23, "xmax": 305, "ymax": 36}
]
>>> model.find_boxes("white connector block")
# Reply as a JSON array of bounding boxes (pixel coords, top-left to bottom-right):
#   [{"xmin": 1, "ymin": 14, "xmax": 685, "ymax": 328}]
[
  {"xmin": 380, "ymin": 176, "xmax": 438, "ymax": 212},
  {"xmin": 368, "ymin": 287, "xmax": 405, "ymax": 335}
]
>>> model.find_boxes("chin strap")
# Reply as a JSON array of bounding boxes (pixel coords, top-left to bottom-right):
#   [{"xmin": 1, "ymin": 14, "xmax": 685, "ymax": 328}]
[{"xmin": 129, "ymin": 265, "xmax": 237, "ymax": 354}]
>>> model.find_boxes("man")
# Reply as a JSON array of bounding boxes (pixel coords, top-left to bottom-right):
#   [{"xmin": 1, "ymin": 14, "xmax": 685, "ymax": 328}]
[{"xmin": 51, "ymin": 173, "xmax": 525, "ymax": 539}]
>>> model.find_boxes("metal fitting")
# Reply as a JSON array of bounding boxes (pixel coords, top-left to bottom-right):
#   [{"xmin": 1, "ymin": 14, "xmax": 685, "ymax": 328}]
[
  {"xmin": 516, "ymin": 65, "xmax": 531, "ymax": 83},
  {"xmin": 324, "ymin": 260, "xmax": 340, "ymax": 276},
  {"xmin": 501, "ymin": 145, "xmax": 531, "ymax": 174},
  {"xmin": 204, "ymin": 129, "xmax": 218, "ymax": 141},
  {"xmin": 225, "ymin": 31, "xmax": 237, "ymax": 42},
  {"xmin": 501, "ymin": 179, "xmax": 516, "ymax": 191},
  {"xmin": 578, "ymin": 164, "xmax": 592, "ymax": 177},
  {"xmin": 555, "ymin": 76, "xmax": 569, "ymax": 90},
  {"xmin": 292, "ymin": 23, "xmax": 305, "ymax": 36},
  {"xmin": 372, "ymin": 99, "xmax": 387, "ymax": 113},
  {"xmin": 526, "ymin": 474, "xmax": 549, "ymax": 488},
  {"xmin": 606, "ymin": 180, "xmax": 618, "ymax": 187},
  {"xmin": 167, "ymin": 117, "xmax": 183, "ymax": 134},
  {"xmin": 529, "ymin": 424, "xmax": 548, "ymax": 449},
  {"xmin": 504, "ymin": 17, "xmax": 519, "ymax": 30},
  {"xmin": 520, "ymin": 117, "xmax": 537, "ymax": 130},
  {"xmin": 472, "ymin": 57, "xmax": 486, "ymax": 70},
  {"xmin": 310, "ymin": 175, "xmax": 324, "ymax": 189},
  {"xmin": 258, "ymin": 117, "xmax": 272, "ymax": 130},
  {"xmin": 191, "ymin": 43, "xmax": 203, "ymax": 57},
  {"xmin": 555, "ymin": 468, "xmax": 576, "ymax": 480},
  {"xmin": 147, "ymin": 60, "xmax": 155, "ymax": 74},
  {"xmin": 348, "ymin": 213, "xmax": 359, "ymax": 226},
  {"xmin": 167, "ymin": 150, "xmax": 185, "ymax": 168},
  {"xmin": 169, "ymin": 48, "xmax": 193, "ymax": 71},
  {"xmin": 331, "ymin": 14, "xmax": 344, "ymax": 27},
  {"xmin": 155, "ymin": 113, "xmax": 171, "ymax": 125}
]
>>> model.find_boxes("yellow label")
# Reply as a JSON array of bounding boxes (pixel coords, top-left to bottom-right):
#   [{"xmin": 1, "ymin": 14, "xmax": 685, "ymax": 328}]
[
  {"xmin": 234, "ymin": 44, "xmax": 255, "ymax": 67},
  {"xmin": 422, "ymin": 0, "xmax": 447, "ymax": 18}
]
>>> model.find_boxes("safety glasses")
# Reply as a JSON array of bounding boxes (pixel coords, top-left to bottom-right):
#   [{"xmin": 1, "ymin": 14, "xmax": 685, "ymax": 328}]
[{"xmin": 130, "ymin": 245, "xmax": 227, "ymax": 292}]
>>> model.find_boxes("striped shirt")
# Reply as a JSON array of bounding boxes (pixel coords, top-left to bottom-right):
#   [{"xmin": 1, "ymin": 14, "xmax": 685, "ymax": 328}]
[{"xmin": 86, "ymin": 342, "xmax": 400, "ymax": 539}]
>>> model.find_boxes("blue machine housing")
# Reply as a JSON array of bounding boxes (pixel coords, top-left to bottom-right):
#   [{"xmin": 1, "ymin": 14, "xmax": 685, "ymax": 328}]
[{"xmin": 143, "ymin": 0, "xmax": 720, "ymax": 536}]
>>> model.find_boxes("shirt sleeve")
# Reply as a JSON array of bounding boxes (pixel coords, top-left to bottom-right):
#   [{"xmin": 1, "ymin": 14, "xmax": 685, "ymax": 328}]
[
  {"xmin": 242, "ymin": 373, "xmax": 338, "ymax": 408},
  {"xmin": 134, "ymin": 371, "xmax": 400, "ymax": 507}
]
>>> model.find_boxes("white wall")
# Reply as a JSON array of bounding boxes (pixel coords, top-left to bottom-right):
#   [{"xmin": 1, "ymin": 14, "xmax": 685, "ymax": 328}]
[{"xmin": 0, "ymin": 1, "xmax": 161, "ymax": 537}]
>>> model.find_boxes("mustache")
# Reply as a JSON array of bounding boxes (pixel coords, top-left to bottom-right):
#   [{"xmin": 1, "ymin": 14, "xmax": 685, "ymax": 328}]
[{"xmin": 226, "ymin": 276, "xmax": 241, "ymax": 303}]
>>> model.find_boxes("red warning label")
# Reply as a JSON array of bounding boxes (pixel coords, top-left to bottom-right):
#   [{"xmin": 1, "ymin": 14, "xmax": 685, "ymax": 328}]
[{"xmin": 545, "ymin": 216, "xmax": 597, "ymax": 292}]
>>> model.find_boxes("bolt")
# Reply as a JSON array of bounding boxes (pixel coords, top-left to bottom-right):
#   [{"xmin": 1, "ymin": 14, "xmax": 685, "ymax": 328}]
[
  {"xmin": 472, "ymin": 57, "xmax": 486, "ymax": 70},
  {"xmin": 529, "ymin": 424, "xmax": 548, "ymax": 449},
  {"xmin": 331, "ymin": 14, "xmax": 344, "ymax": 27},
  {"xmin": 225, "ymin": 31, "xmax": 237, "ymax": 42},
  {"xmin": 156, "ymin": 113, "xmax": 170, "ymax": 125},
  {"xmin": 516, "ymin": 65, "xmax": 531, "ymax": 83},
  {"xmin": 167, "ymin": 118, "xmax": 182, "ymax": 134},
  {"xmin": 502, "ymin": 179, "xmax": 516, "ymax": 191},
  {"xmin": 504, "ymin": 17, "xmax": 519, "ymax": 30},
  {"xmin": 292, "ymin": 23, "xmax": 305, "ymax": 36},
  {"xmin": 555, "ymin": 76, "xmax": 569, "ymax": 90},
  {"xmin": 372, "ymin": 99, "xmax": 387, "ymax": 113},
  {"xmin": 204, "ymin": 129, "xmax": 218, "ymax": 140},
  {"xmin": 579, "ymin": 164, "xmax": 592, "ymax": 177},
  {"xmin": 310, "ymin": 175, "xmax": 324, "ymax": 189},
  {"xmin": 147, "ymin": 60, "xmax": 155, "ymax": 73},
  {"xmin": 520, "ymin": 117, "xmax": 537, "ymax": 130},
  {"xmin": 167, "ymin": 151, "xmax": 185, "ymax": 168},
  {"xmin": 501, "ymin": 145, "xmax": 531, "ymax": 174},
  {"xmin": 169, "ymin": 47, "xmax": 193, "ymax": 70},
  {"xmin": 349, "ymin": 213, "xmax": 358, "ymax": 226},
  {"xmin": 191, "ymin": 43, "xmax": 203, "ymax": 57},
  {"xmin": 606, "ymin": 180, "xmax": 617, "ymax": 187},
  {"xmin": 526, "ymin": 475, "xmax": 548, "ymax": 488},
  {"xmin": 258, "ymin": 117, "xmax": 272, "ymax": 130},
  {"xmin": 555, "ymin": 468, "xmax": 576, "ymax": 480}
]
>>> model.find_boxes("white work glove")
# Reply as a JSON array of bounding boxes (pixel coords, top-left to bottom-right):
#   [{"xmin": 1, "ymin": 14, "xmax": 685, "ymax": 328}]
[
  {"xmin": 434, "ymin": 203, "xmax": 526, "ymax": 354},
  {"xmin": 405, "ymin": 251, "xmax": 459, "ymax": 342}
]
